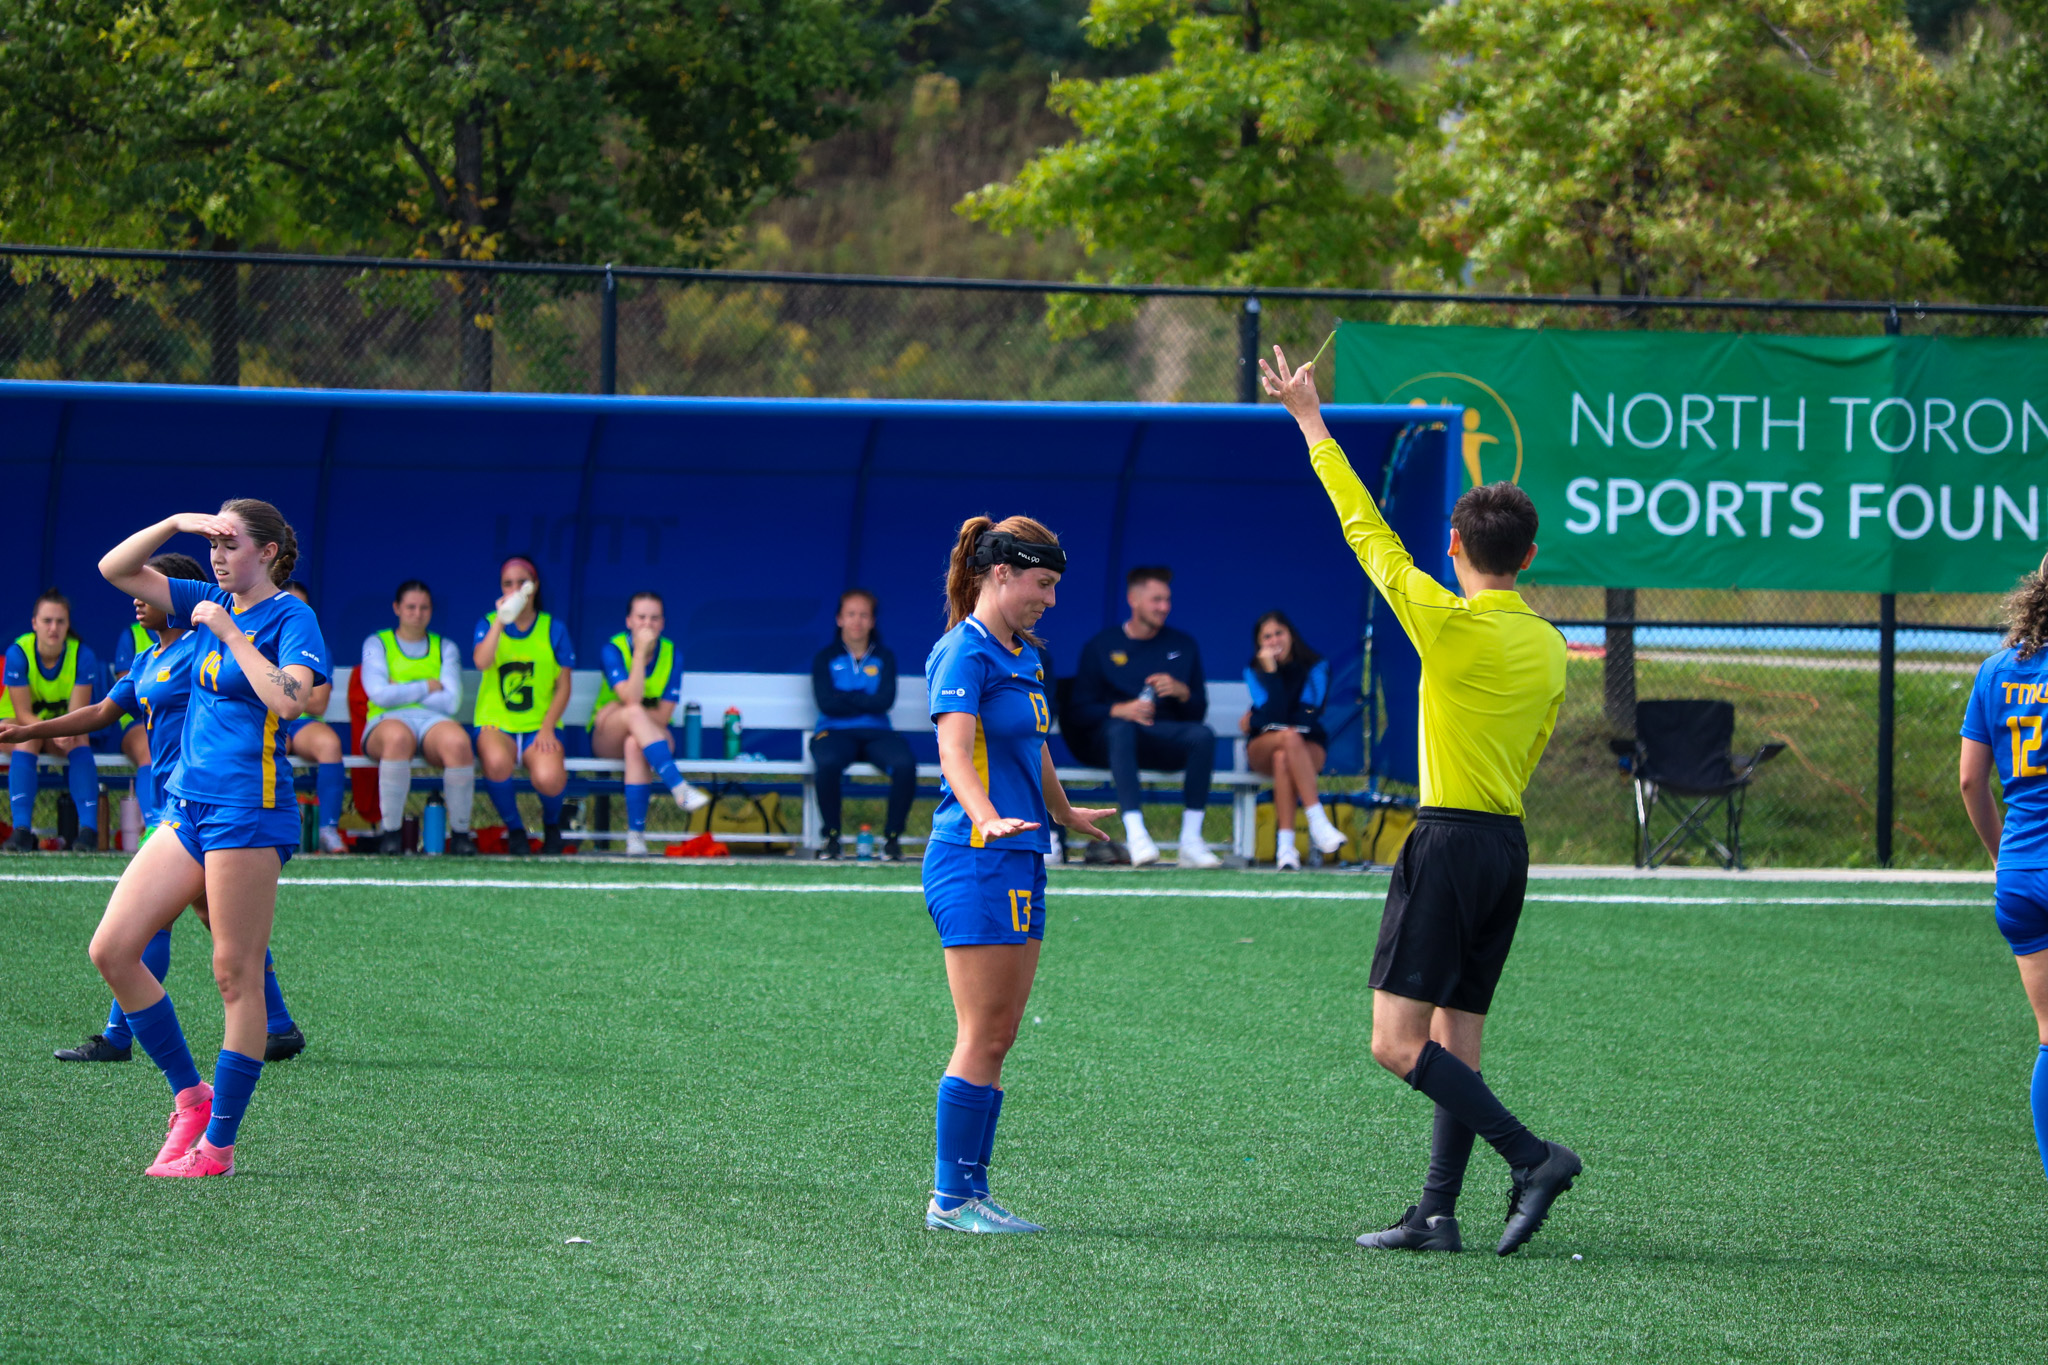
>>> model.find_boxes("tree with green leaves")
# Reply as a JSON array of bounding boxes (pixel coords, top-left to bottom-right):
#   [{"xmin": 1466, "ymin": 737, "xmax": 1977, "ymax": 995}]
[
  {"xmin": 957, "ymin": 0, "xmax": 1419, "ymax": 331},
  {"xmin": 1394, "ymin": 0, "xmax": 1951, "ymax": 305}
]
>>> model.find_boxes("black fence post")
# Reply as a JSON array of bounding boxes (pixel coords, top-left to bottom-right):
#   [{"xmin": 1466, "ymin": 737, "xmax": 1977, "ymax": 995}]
[
  {"xmin": 600, "ymin": 264, "xmax": 618, "ymax": 396},
  {"xmin": 1238, "ymin": 296, "xmax": 1261, "ymax": 403},
  {"xmin": 1885, "ymin": 305, "xmax": 1901, "ymax": 337},
  {"xmin": 1604, "ymin": 587, "xmax": 1637, "ymax": 734},
  {"xmin": 1877, "ymin": 591, "xmax": 1897, "ymax": 867}
]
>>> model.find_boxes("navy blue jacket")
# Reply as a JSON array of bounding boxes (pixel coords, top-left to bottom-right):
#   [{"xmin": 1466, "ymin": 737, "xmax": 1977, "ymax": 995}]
[
  {"xmin": 1068, "ymin": 624, "xmax": 1207, "ymax": 736},
  {"xmin": 811, "ymin": 633, "xmax": 898, "ymax": 732}
]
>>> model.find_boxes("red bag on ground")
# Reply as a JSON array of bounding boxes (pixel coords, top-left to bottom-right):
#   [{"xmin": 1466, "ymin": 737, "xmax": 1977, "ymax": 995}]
[{"xmin": 665, "ymin": 831, "xmax": 729, "ymax": 858}]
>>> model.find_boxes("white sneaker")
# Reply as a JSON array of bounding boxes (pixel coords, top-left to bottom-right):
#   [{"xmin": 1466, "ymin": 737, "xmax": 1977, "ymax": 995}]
[
  {"xmin": 1126, "ymin": 826, "xmax": 1161, "ymax": 867},
  {"xmin": 1306, "ymin": 810, "xmax": 1348, "ymax": 856},
  {"xmin": 673, "ymin": 781, "xmax": 710, "ymax": 813},
  {"xmin": 1275, "ymin": 839, "xmax": 1302, "ymax": 871},
  {"xmin": 623, "ymin": 831, "xmax": 649, "ymax": 857},
  {"xmin": 1176, "ymin": 840, "xmax": 1223, "ymax": 869},
  {"xmin": 318, "ymin": 826, "xmax": 346, "ymax": 854}
]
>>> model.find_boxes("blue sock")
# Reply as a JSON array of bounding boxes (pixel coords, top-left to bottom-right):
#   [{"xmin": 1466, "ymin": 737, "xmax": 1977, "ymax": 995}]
[
  {"xmin": 203, "ymin": 1049, "xmax": 264, "ymax": 1149},
  {"xmin": 125, "ymin": 993, "xmax": 202, "ymax": 1095},
  {"xmin": 643, "ymin": 739, "xmax": 685, "ymax": 792},
  {"xmin": 133, "ymin": 764, "xmax": 156, "ymax": 827},
  {"xmin": 67, "ymin": 747, "xmax": 99, "ymax": 830},
  {"xmin": 625, "ymin": 783, "xmax": 652, "ymax": 832},
  {"xmin": 934, "ymin": 1075, "xmax": 996, "ymax": 1210},
  {"xmin": 263, "ymin": 949, "xmax": 294, "ymax": 1033},
  {"xmin": 970, "ymin": 1088, "xmax": 1004, "ymax": 1198},
  {"xmin": 2033, "ymin": 1045, "xmax": 2048, "ymax": 1180},
  {"xmin": 315, "ymin": 761, "xmax": 344, "ymax": 830},
  {"xmin": 8, "ymin": 750, "xmax": 36, "ymax": 832},
  {"xmin": 483, "ymin": 776, "xmax": 524, "ymax": 831},
  {"xmin": 104, "ymin": 929, "xmax": 173, "ymax": 1048},
  {"xmin": 540, "ymin": 790, "xmax": 565, "ymax": 825}
]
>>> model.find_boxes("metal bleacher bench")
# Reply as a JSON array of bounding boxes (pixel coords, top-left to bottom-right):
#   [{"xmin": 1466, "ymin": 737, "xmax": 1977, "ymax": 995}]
[{"xmin": 80, "ymin": 669, "xmax": 1266, "ymax": 855}]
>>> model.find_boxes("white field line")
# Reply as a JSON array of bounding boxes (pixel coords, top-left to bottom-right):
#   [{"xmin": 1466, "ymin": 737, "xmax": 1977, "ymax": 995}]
[{"xmin": 0, "ymin": 873, "xmax": 1988, "ymax": 907}]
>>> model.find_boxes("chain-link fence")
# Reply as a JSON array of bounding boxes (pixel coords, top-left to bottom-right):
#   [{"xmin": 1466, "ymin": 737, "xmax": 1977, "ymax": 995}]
[{"xmin": 5, "ymin": 243, "xmax": 2039, "ymax": 869}]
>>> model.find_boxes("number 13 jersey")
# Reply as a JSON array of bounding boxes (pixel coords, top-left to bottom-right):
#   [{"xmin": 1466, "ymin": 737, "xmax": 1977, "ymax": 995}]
[
  {"xmin": 1964, "ymin": 642, "xmax": 2048, "ymax": 868},
  {"xmin": 926, "ymin": 615, "xmax": 1053, "ymax": 853}
]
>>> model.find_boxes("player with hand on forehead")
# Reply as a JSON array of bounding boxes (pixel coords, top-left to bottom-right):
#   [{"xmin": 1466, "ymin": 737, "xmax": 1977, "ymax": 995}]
[{"xmin": 920, "ymin": 515, "xmax": 1114, "ymax": 1234}]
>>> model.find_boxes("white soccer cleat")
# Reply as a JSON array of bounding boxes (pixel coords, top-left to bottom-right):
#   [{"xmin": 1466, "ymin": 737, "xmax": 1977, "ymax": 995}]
[
  {"xmin": 318, "ymin": 826, "xmax": 346, "ymax": 854},
  {"xmin": 1176, "ymin": 840, "xmax": 1223, "ymax": 869},
  {"xmin": 1275, "ymin": 838, "xmax": 1302, "ymax": 871},
  {"xmin": 1306, "ymin": 810, "xmax": 1348, "ymax": 856},
  {"xmin": 623, "ymin": 831, "xmax": 649, "ymax": 857},
  {"xmin": 672, "ymin": 781, "xmax": 710, "ymax": 813},
  {"xmin": 1126, "ymin": 826, "xmax": 1162, "ymax": 867}
]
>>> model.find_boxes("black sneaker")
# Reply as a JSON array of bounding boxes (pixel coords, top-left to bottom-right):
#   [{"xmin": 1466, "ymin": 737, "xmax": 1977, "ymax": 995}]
[
  {"xmin": 881, "ymin": 835, "xmax": 904, "ymax": 863},
  {"xmin": 1083, "ymin": 839, "xmax": 1130, "ymax": 866},
  {"xmin": 71, "ymin": 827, "xmax": 99, "ymax": 853},
  {"xmin": 377, "ymin": 829, "xmax": 404, "ymax": 856},
  {"xmin": 816, "ymin": 835, "xmax": 841, "ymax": 861},
  {"xmin": 504, "ymin": 829, "xmax": 530, "ymax": 856},
  {"xmin": 5, "ymin": 827, "xmax": 37, "ymax": 853},
  {"xmin": 1356, "ymin": 1205, "xmax": 1462, "ymax": 1251},
  {"xmin": 265, "ymin": 1025, "xmax": 307, "ymax": 1062},
  {"xmin": 1498, "ymin": 1141, "xmax": 1582, "ymax": 1255},
  {"xmin": 447, "ymin": 831, "xmax": 478, "ymax": 857},
  {"xmin": 54, "ymin": 1033, "xmax": 132, "ymax": 1062},
  {"xmin": 540, "ymin": 823, "xmax": 564, "ymax": 856}
]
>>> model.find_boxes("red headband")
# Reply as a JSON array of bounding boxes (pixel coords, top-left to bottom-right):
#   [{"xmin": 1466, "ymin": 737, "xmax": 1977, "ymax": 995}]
[{"xmin": 500, "ymin": 557, "xmax": 539, "ymax": 582}]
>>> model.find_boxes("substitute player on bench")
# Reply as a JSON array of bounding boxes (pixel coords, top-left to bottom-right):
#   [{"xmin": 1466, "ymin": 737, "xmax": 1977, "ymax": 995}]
[{"xmin": 1263, "ymin": 345, "xmax": 1577, "ymax": 1257}]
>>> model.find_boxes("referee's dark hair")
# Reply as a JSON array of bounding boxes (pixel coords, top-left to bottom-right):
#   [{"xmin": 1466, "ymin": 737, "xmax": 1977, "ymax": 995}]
[
  {"xmin": 1126, "ymin": 565, "xmax": 1172, "ymax": 589},
  {"xmin": 1451, "ymin": 482, "xmax": 1539, "ymax": 576}
]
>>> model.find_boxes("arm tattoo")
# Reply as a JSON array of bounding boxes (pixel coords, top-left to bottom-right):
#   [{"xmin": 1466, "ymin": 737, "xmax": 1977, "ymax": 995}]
[{"xmin": 266, "ymin": 666, "xmax": 301, "ymax": 701}]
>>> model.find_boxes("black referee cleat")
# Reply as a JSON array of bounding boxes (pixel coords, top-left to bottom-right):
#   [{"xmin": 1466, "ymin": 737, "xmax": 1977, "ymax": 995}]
[
  {"xmin": 1498, "ymin": 1141, "xmax": 1582, "ymax": 1255},
  {"xmin": 1356, "ymin": 1205, "xmax": 1462, "ymax": 1252},
  {"xmin": 55, "ymin": 1033, "xmax": 132, "ymax": 1062},
  {"xmin": 265, "ymin": 1025, "xmax": 307, "ymax": 1062}
]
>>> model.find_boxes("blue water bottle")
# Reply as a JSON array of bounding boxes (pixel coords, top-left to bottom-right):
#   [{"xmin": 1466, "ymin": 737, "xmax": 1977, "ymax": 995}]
[
  {"xmin": 857, "ymin": 824, "xmax": 874, "ymax": 862},
  {"xmin": 422, "ymin": 793, "xmax": 446, "ymax": 856},
  {"xmin": 683, "ymin": 701, "xmax": 703, "ymax": 759}
]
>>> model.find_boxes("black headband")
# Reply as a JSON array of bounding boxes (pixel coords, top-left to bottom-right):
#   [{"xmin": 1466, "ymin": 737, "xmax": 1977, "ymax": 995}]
[{"xmin": 973, "ymin": 531, "xmax": 1066, "ymax": 575}]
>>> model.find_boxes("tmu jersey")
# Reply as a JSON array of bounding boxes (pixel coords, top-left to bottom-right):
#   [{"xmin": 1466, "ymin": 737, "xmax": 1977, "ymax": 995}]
[
  {"xmin": 926, "ymin": 616, "xmax": 1052, "ymax": 853},
  {"xmin": 1963, "ymin": 644, "xmax": 2048, "ymax": 869},
  {"xmin": 165, "ymin": 578, "xmax": 331, "ymax": 810},
  {"xmin": 107, "ymin": 632, "xmax": 201, "ymax": 807}
]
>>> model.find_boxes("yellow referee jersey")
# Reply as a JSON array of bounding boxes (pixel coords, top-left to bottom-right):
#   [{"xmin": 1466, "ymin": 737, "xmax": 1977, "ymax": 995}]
[{"xmin": 1311, "ymin": 438, "xmax": 1566, "ymax": 816}]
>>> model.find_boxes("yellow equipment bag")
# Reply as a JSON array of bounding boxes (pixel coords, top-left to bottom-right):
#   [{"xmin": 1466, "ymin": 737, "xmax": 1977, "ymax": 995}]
[
  {"xmin": 686, "ymin": 782, "xmax": 792, "ymax": 854},
  {"xmin": 1253, "ymin": 798, "xmax": 1414, "ymax": 866}
]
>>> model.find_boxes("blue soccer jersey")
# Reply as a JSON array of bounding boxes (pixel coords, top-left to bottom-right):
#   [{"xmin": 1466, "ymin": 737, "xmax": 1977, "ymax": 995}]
[
  {"xmin": 107, "ymin": 632, "xmax": 201, "ymax": 806},
  {"xmin": 165, "ymin": 578, "xmax": 331, "ymax": 810},
  {"xmin": 1963, "ymin": 645, "xmax": 2048, "ymax": 869},
  {"xmin": 600, "ymin": 637, "xmax": 682, "ymax": 705},
  {"xmin": 926, "ymin": 616, "xmax": 1053, "ymax": 852}
]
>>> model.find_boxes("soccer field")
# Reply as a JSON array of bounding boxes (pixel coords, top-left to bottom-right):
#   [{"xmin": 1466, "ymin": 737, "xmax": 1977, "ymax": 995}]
[{"xmin": 1, "ymin": 859, "xmax": 2041, "ymax": 1364}]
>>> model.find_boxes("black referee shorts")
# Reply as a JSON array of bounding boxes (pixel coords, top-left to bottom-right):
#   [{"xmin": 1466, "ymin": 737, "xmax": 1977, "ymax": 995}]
[{"xmin": 1369, "ymin": 807, "xmax": 1529, "ymax": 1016}]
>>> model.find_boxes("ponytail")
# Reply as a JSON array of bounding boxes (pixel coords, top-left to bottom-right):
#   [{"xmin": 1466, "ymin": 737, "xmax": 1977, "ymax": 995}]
[
  {"xmin": 220, "ymin": 498, "xmax": 299, "ymax": 587},
  {"xmin": 2005, "ymin": 551, "xmax": 2048, "ymax": 660},
  {"xmin": 944, "ymin": 513, "xmax": 1061, "ymax": 643}
]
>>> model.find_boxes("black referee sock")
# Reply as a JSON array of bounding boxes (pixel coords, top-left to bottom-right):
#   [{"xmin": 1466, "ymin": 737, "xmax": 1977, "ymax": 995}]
[
  {"xmin": 1404, "ymin": 1040, "xmax": 1547, "ymax": 1171},
  {"xmin": 1415, "ymin": 1072, "xmax": 1480, "ymax": 1222}
]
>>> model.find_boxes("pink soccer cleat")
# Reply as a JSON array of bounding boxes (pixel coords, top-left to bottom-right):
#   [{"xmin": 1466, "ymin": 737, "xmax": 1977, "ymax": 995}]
[
  {"xmin": 146, "ymin": 1082, "xmax": 213, "ymax": 1175},
  {"xmin": 149, "ymin": 1140, "xmax": 234, "ymax": 1179}
]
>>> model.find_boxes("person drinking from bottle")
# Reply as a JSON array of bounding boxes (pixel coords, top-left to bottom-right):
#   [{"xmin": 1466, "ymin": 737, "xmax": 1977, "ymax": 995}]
[{"xmin": 473, "ymin": 556, "xmax": 574, "ymax": 856}]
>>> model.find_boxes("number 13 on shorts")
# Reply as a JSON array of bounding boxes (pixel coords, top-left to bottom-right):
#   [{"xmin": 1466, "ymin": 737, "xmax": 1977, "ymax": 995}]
[{"xmin": 1008, "ymin": 888, "xmax": 1035, "ymax": 933}]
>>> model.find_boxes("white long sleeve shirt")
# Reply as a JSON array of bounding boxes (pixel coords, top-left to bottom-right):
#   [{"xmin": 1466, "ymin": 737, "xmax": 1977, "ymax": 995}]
[{"xmin": 360, "ymin": 632, "xmax": 462, "ymax": 716}]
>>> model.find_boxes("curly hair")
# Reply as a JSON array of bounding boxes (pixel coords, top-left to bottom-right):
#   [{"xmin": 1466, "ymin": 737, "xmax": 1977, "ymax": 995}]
[{"xmin": 2004, "ymin": 551, "xmax": 2048, "ymax": 660}]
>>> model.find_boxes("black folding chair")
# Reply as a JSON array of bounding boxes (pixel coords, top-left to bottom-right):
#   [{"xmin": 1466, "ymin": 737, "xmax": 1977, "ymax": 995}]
[{"xmin": 1609, "ymin": 700, "xmax": 1785, "ymax": 870}]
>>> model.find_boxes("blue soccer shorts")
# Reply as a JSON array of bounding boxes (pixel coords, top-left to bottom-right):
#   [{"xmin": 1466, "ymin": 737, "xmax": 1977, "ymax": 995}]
[
  {"xmin": 922, "ymin": 840, "xmax": 1046, "ymax": 947},
  {"xmin": 161, "ymin": 797, "xmax": 297, "ymax": 867},
  {"xmin": 1995, "ymin": 867, "xmax": 2048, "ymax": 957}
]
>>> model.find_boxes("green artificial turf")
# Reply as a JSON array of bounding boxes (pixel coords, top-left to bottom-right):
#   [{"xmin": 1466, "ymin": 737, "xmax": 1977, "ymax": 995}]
[{"xmin": 1, "ymin": 858, "xmax": 2042, "ymax": 1363}]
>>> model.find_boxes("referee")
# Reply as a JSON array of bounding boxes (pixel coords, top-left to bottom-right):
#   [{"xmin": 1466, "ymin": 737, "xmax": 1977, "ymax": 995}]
[{"xmin": 1262, "ymin": 346, "xmax": 1576, "ymax": 1257}]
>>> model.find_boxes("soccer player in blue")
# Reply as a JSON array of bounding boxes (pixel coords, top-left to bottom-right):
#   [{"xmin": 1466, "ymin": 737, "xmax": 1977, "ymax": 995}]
[
  {"xmin": 921, "ymin": 515, "xmax": 1113, "ymax": 1234},
  {"xmin": 2, "ymin": 590, "xmax": 103, "ymax": 851},
  {"xmin": 0, "ymin": 554, "xmax": 306, "ymax": 1066},
  {"xmin": 88, "ymin": 499, "xmax": 329, "ymax": 1178},
  {"xmin": 278, "ymin": 581, "xmax": 349, "ymax": 853},
  {"xmin": 108, "ymin": 605, "xmax": 159, "ymax": 818},
  {"xmin": 1960, "ymin": 552, "xmax": 2048, "ymax": 1181},
  {"xmin": 589, "ymin": 590, "xmax": 708, "ymax": 856}
]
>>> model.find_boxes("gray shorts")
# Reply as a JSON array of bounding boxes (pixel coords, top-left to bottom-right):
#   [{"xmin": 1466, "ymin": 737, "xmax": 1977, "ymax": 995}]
[{"xmin": 366, "ymin": 707, "xmax": 462, "ymax": 748}]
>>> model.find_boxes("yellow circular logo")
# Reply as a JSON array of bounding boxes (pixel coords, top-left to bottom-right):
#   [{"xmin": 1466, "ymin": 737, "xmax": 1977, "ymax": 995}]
[{"xmin": 1383, "ymin": 372, "xmax": 1524, "ymax": 488}]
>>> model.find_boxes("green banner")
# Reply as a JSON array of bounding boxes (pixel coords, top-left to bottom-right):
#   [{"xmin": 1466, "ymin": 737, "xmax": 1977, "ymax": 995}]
[{"xmin": 1335, "ymin": 321, "xmax": 2048, "ymax": 593}]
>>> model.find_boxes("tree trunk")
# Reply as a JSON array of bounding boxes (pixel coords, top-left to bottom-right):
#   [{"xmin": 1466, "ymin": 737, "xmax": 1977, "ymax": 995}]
[
  {"xmin": 453, "ymin": 112, "xmax": 493, "ymax": 392},
  {"xmin": 1603, "ymin": 586, "xmax": 1637, "ymax": 734},
  {"xmin": 205, "ymin": 241, "xmax": 241, "ymax": 387}
]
